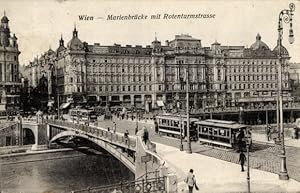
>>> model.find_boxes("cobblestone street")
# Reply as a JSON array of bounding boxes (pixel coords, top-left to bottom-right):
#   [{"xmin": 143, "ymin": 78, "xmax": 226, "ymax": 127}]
[{"xmin": 96, "ymin": 118, "xmax": 300, "ymax": 182}]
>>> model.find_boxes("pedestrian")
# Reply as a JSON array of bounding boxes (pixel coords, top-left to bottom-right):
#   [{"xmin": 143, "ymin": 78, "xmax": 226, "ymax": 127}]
[
  {"xmin": 107, "ymin": 127, "xmax": 110, "ymax": 132},
  {"xmin": 124, "ymin": 130, "xmax": 129, "ymax": 144},
  {"xmin": 154, "ymin": 121, "xmax": 159, "ymax": 134},
  {"xmin": 239, "ymin": 151, "xmax": 247, "ymax": 172},
  {"xmin": 142, "ymin": 127, "xmax": 149, "ymax": 145},
  {"xmin": 184, "ymin": 169, "xmax": 199, "ymax": 193},
  {"xmin": 113, "ymin": 121, "xmax": 116, "ymax": 133}
]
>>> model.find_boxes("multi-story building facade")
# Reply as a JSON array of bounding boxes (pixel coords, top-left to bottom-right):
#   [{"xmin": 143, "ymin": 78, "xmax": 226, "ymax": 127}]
[
  {"xmin": 24, "ymin": 27, "xmax": 293, "ymax": 113},
  {"xmin": 0, "ymin": 14, "xmax": 21, "ymax": 112}
]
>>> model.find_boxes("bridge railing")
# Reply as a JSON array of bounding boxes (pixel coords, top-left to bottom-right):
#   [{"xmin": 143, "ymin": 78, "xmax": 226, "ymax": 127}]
[
  {"xmin": 46, "ymin": 119, "xmax": 136, "ymax": 150},
  {"xmin": 71, "ymin": 176, "xmax": 166, "ymax": 193},
  {"xmin": 22, "ymin": 117, "xmax": 37, "ymax": 122}
]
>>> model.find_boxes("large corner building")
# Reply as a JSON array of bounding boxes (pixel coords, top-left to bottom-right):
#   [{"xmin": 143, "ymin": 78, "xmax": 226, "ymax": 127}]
[
  {"xmin": 25, "ymin": 27, "xmax": 293, "ymax": 113},
  {"xmin": 0, "ymin": 14, "xmax": 21, "ymax": 112}
]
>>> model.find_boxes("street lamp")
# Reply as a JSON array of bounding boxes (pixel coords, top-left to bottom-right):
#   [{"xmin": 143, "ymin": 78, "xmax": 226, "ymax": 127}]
[
  {"xmin": 55, "ymin": 65, "xmax": 60, "ymax": 120},
  {"xmin": 186, "ymin": 67, "xmax": 192, "ymax": 154},
  {"xmin": 175, "ymin": 94, "xmax": 184, "ymax": 151},
  {"xmin": 277, "ymin": 3, "xmax": 295, "ymax": 180},
  {"xmin": 136, "ymin": 107, "xmax": 138, "ymax": 132},
  {"xmin": 245, "ymin": 127, "xmax": 251, "ymax": 193}
]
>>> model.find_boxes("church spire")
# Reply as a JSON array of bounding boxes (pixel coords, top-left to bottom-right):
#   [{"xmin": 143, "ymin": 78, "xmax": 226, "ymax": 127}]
[
  {"xmin": 73, "ymin": 23, "xmax": 78, "ymax": 38},
  {"xmin": 59, "ymin": 33, "xmax": 64, "ymax": 46}
]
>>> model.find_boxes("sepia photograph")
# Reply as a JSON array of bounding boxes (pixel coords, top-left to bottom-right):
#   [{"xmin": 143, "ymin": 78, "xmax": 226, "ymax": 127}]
[{"xmin": 0, "ymin": 0, "xmax": 300, "ymax": 192}]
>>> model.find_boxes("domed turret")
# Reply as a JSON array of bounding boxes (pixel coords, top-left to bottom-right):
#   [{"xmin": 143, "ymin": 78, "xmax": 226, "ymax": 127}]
[
  {"xmin": 67, "ymin": 26, "xmax": 84, "ymax": 51},
  {"xmin": 273, "ymin": 40, "xmax": 289, "ymax": 56},
  {"xmin": 0, "ymin": 13, "xmax": 10, "ymax": 47},
  {"xmin": 250, "ymin": 33, "xmax": 269, "ymax": 50}
]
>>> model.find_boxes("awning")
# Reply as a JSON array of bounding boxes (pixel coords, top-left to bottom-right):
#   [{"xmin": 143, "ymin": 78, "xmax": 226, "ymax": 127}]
[
  {"xmin": 157, "ymin": 100, "xmax": 164, "ymax": 107},
  {"xmin": 60, "ymin": 103, "xmax": 71, "ymax": 109},
  {"xmin": 0, "ymin": 104, "xmax": 5, "ymax": 111}
]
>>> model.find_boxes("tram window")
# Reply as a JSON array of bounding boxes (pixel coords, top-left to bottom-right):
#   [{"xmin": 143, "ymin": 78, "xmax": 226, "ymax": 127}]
[
  {"xmin": 202, "ymin": 127, "xmax": 207, "ymax": 133},
  {"xmin": 213, "ymin": 128, "xmax": 218, "ymax": 135},
  {"xmin": 174, "ymin": 121, "xmax": 179, "ymax": 127},
  {"xmin": 219, "ymin": 129, "xmax": 226, "ymax": 136},
  {"xmin": 208, "ymin": 128, "xmax": 212, "ymax": 135}
]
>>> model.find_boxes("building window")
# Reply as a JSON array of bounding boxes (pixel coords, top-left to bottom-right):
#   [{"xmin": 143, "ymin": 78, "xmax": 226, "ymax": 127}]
[
  {"xmin": 133, "ymin": 86, "xmax": 136, "ymax": 91},
  {"xmin": 128, "ymin": 86, "xmax": 131, "ymax": 91},
  {"xmin": 123, "ymin": 86, "xmax": 125, "ymax": 91},
  {"xmin": 139, "ymin": 86, "xmax": 141, "ymax": 91},
  {"xmin": 159, "ymin": 85, "xmax": 162, "ymax": 91},
  {"xmin": 149, "ymin": 85, "xmax": 152, "ymax": 91}
]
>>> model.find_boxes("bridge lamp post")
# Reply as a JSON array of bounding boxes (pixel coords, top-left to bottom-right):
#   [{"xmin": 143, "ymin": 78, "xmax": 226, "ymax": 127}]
[
  {"xmin": 135, "ymin": 107, "xmax": 138, "ymax": 133},
  {"xmin": 175, "ymin": 94, "xmax": 184, "ymax": 151},
  {"xmin": 186, "ymin": 67, "xmax": 192, "ymax": 154},
  {"xmin": 277, "ymin": 3, "xmax": 295, "ymax": 180},
  {"xmin": 55, "ymin": 65, "xmax": 60, "ymax": 120},
  {"xmin": 245, "ymin": 127, "xmax": 251, "ymax": 193},
  {"xmin": 18, "ymin": 113, "xmax": 23, "ymax": 146}
]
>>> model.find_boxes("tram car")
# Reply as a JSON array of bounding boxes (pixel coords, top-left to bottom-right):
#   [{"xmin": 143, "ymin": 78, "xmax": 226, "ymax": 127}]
[
  {"xmin": 70, "ymin": 109, "xmax": 97, "ymax": 122},
  {"xmin": 155, "ymin": 114, "xmax": 198, "ymax": 141},
  {"xmin": 195, "ymin": 119, "xmax": 251, "ymax": 150}
]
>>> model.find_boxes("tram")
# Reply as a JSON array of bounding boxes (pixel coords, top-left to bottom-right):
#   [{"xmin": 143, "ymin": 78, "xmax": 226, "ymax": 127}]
[
  {"xmin": 70, "ymin": 109, "xmax": 97, "ymax": 122},
  {"xmin": 155, "ymin": 114, "xmax": 198, "ymax": 141},
  {"xmin": 195, "ymin": 119, "xmax": 251, "ymax": 150}
]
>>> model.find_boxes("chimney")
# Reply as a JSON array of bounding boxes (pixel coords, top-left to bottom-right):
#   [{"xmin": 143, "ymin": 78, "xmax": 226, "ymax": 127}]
[{"xmin": 165, "ymin": 40, "xmax": 169, "ymax": 46}]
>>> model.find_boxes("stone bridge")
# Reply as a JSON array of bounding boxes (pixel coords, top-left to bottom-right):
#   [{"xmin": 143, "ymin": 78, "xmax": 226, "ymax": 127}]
[{"xmin": 17, "ymin": 118, "xmax": 177, "ymax": 193}]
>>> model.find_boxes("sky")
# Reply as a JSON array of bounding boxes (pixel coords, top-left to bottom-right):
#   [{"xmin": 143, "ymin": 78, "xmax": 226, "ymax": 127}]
[{"xmin": 1, "ymin": 0, "xmax": 300, "ymax": 65}]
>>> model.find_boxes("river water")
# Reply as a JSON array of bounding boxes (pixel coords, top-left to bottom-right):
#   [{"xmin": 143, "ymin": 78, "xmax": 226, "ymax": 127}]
[{"xmin": 0, "ymin": 149, "xmax": 134, "ymax": 193}]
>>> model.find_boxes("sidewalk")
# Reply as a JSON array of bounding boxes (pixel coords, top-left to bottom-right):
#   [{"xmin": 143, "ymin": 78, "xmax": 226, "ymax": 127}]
[
  {"xmin": 155, "ymin": 143, "xmax": 300, "ymax": 193},
  {"xmin": 252, "ymin": 133, "xmax": 300, "ymax": 148}
]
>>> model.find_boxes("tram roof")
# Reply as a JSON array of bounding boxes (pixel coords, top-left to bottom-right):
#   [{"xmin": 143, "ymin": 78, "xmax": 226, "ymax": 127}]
[
  {"xmin": 70, "ymin": 108, "xmax": 94, "ymax": 112},
  {"xmin": 195, "ymin": 119, "xmax": 247, "ymax": 129},
  {"xmin": 155, "ymin": 114, "xmax": 198, "ymax": 122}
]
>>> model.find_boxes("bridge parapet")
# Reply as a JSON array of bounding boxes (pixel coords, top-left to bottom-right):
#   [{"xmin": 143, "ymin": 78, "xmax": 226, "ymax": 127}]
[
  {"xmin": 135, "ymin": 130, "xmax": 177, "ymax": 193},
  {"xmin": 47, "ymin": 120, "xmax": 177, "ymax": 193},
  {"xmin": 22, "ymin": 117, "xmax": 38, "ymax": 123},
  {"xmin": 47, "ymin": 120, "xmax": 136, "ymax": 151}
]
